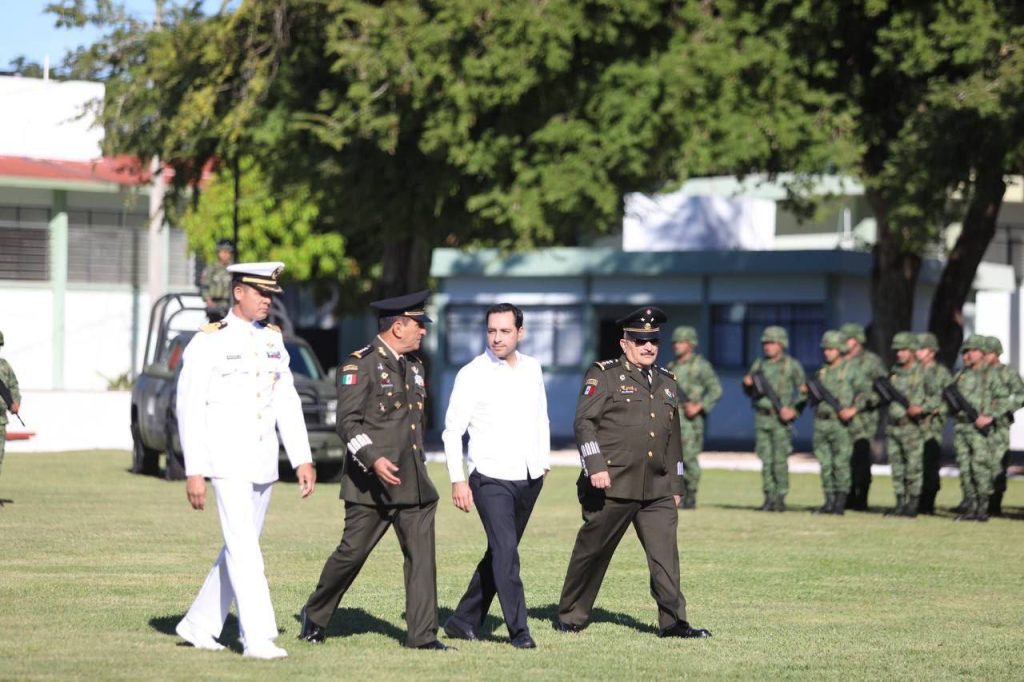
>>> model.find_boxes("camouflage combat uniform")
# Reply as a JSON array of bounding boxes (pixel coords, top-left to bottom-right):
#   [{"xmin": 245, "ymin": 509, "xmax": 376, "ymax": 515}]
[
  {"xmin": 0, "ymin": 334, "xmax": 22, "ymax": 478},
  {"xmin": 916, "ymin": 333, "xmax": 951, "ymax": 515},
  {"xmin": 666, "ymin": 328, "xmax": 721, "ymax": 508},
  {"xmin": 983, "ymin": 337, "xmax": 1024, "ymax": 516},
  {"xmin": 744, "ymin": 326, "xmax": 806, "ymax": 511},
  {"xmin": 884, "ymin": 333, "xmax": 927, "ymax": 516},
  {"xmin": 840, "ymin": 324, "xmax": 885, "ymax": 510}
]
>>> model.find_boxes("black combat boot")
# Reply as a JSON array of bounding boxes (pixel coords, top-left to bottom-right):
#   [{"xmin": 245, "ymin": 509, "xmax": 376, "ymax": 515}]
[
  {"xmin": 774, "ymin": 495, "xmax": 787, "ymax": 512},
  {"xmin": 975, "ymin": 496, "xmax": 990, "ymax": 522},
  {"xmin": 757, "ymin": 495, "xmax": 772, "ymax": 512},
  {"xmin": 832, "ymin": 493, "xmax": 847, "ymax": 515},
  {"xmin": 813, "ymin": 494, "xmax": 834, "ymax": 514},
  {"xmin": 885, "ymin": 495, "xmax": 905, "ymax": 517},
  {"xmin": 903, "ymin": 495, "xmax": 919, "ymax": 518},
  {"xmin": 951, "ymin": 496, "xmax": 969, "ymax": 514},
  {"xmin": 987, "ymin": 492, "xmax": 1003, "ymax": 517},
  {"xmin": 955, "ymin": 497, "xmax": 977, "ymax": 521}
]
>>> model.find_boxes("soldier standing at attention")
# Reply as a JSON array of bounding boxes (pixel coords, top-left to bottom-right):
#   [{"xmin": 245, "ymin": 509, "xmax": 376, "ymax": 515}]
[
  {"xmin": 555, "ymin": 307, "xmax": 711, "ymax": 639},
  {"xmin": 174, "ymin": 262, "xmax": 316, "ymax": 659},
  {"xmin": 742, "ymin": 326, "xmax": 807, "ymax": 512},
  {"xmin": 810, "ymin": 330, "xmax": 866, "ymax": 515},
  {"xmin": 981, "ymin": 336, "xmax": 1024, "ymax": 517},
  {"xmin": 0, "ymin": 329, "xmax": 22, "ymax": 490},
  {"xmin": 949, "ymin": 335, "xmax": 1008, "ymax": 522},
  {"xmin": 299, "ymin": 291, "xmax": 452, "ymax": 650},
  {"xmin": 200, "ymin": 239, "xmax": 235, "ymax": 321},
  {"xmin": 839, "ymin": 323, "xmax": 885, "ymax": 511},
  {"xmin": 915, "ymin": 333, "xmax": 951, "ymax": 515},
  {"xmin": 883, "ymin": 333, "xmax": 927, "ymax": 518},
  {"xmin": 666, "ymin": 326, "xmax": 721, "ymax": 510}
]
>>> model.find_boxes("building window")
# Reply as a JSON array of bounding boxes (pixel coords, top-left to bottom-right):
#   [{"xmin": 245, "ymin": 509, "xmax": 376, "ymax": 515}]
[
  {"xmin": 445, "ymin": 305, "xmax": 585, "ymax": 368},
  {"xmin": 0, "ymin": 205, "xmax": 50, "ymax": 280},
  {"xmin": 68, "ymin": 210, "xmax": 193, "ymax": 286},
  {"xmin": 710, "ymin": 303, "xmax": 825, "ymax": 370}
]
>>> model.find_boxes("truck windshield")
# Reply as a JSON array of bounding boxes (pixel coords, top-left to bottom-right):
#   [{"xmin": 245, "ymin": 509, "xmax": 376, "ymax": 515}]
[{"xmin": 286, "ymin": 342, "xmax": 324, "ymax": 380}]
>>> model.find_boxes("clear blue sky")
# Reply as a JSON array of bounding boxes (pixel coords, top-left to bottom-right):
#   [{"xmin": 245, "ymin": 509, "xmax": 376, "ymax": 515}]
[{"xmin": 2, "ymin": 1, "xmax": 225, "ymax": 69}]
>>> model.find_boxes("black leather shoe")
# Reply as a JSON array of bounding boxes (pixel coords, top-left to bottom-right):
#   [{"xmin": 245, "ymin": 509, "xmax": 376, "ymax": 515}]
[
  {"xmin": 415, "ymin": 640, "xmax": 456, "ymax": 651},
  {"xmin": 659, "ymin": 620, "xmax": 712, "ymax": 639},
  {"xmin": 443, "ymin": 619, "xmax": 478, "ymax": 641},
  {"xmin": 511, "ymin": 633, "xmax": 537, "ymax": 649},
  {"xmin": 552, "ymin": 620, "xmax": 586, "ymax": 633},
  {"xmin": 298, "ymin": 609, "xmax": 326, "ymax": 643}
]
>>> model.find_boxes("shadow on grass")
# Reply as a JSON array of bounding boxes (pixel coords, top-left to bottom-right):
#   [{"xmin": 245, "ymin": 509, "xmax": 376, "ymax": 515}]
[
  {"xmin": 291, "ymin": 607, "xmax": 405, "ymax": 643},
  {"xmin": 433, "ymin": 606, "xmax": 507, "ymax": 642},
  {"xmin": 527, "ymin": 603, "xmax": 658, "ymax": 635},
  {"xmin": 150, "ymin": 613, "xmax": 247, "ymax": 653},
  {"xmin": 0, "ymin": 498, "xmax": 12, "ymax": 507}
]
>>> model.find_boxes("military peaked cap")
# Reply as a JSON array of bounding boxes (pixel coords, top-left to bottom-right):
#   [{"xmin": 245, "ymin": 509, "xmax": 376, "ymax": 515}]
[
  {"xmin": 228, "ymin": 261, "xmax": 284, "ymax": 294},
  {"xmin": 370, "ymin": 289, "xmax": 434, "ymax": 323},
  {"xmin": 617, "ymin": 306, "xmax": 667, "ymax": 340}
]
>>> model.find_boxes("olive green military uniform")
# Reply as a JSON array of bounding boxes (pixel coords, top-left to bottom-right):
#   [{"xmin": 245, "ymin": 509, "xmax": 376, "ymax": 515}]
[
  {"xmin": 666, "ymin": 347, "xmax": 721, "ymax": 505},
  {"xmin": 811, "ymin": 332, "xmax": 869, "ymax": 512},
  {"xmin": 559, "ymin": 356, "xmax": 689, "ymax": 631},
  {"xmin": 200, "ymin": 261, "xmax": 233, "ymax": 319},
  {"xmin": 949, "ymin": 338, "xmax": 1010, "ymax": 520},
  {"xmin": 744, "ymin": 329, "xmax": 807, "ymax": 510},
  {"xmin": 985, "ymin": 339, "xmax": 1024, "ymax": 516},
  {"xmin": 0, "ymin": 349, "xmax": 22, "ymax": 478},
  {"xmin": 884, "ymin": 334, "xmax": 927, "ymax": 515},
  {"xmin": 917, "ymin": 333, "xmax": 951, "ymax": 515},
  {"xmin": 303, "ymin": 336, "xmax": 440, "ymax": 647},
  {"xmin": 840, "ymin": 324, "xmax": 886, "ymax": 510}
]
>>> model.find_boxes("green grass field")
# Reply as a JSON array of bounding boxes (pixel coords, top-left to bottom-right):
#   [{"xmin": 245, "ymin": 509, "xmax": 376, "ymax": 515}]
[{"xmin": 0, "ymin": 451, "xmax": 1020, "ymax": 680}]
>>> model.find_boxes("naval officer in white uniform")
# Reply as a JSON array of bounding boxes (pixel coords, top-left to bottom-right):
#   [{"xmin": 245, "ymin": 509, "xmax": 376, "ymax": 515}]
[{"xmin": 174, "ymin": 261, "xmax": 316, "ymax": 659}]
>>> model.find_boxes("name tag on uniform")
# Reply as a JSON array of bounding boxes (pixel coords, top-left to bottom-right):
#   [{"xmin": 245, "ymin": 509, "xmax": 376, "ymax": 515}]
[
  {"xmin": 619, "ymin": 385, "xmax": 638, "ymax": 395},
  {"xmin": 226, "ymin": 354, "xmax": 242, "ymax": 360},
  {"xmin": 266, "ymin": 351, "xmax": 281, "ymax": 359}
]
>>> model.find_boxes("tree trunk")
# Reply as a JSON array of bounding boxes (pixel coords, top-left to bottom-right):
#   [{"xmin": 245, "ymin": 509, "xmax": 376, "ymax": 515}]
[
  {"xmin": 867, "ymin": 189, "xmax": 922, "ymax": 365},
  {"xmin": 927, "ymin": 169, "xmax": 1007, "ymax": 367},
  {"xmin": 373, "ymin": 231, "xmax": 432, "ymax": 300}
]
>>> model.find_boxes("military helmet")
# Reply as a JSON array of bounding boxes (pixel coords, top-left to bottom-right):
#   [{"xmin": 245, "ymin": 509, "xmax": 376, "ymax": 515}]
[
  {"xmin": 761, "ymin": 325, "xmax": 789, "ymax": 348},
  {"xmin": 672, "ymin": 325, "xmax": 698, "ymax": 345},
  {"xmin": 917, "ymin": 332, "xmax": 938, "ymax": 350},
  {"xmin": 891, "ymin": 331, "xmax": 919, "ymax": 351},
  {"xmin": 216, "ymin": 238, "xmax": 235, "ymax": 252},
  {"xmin": 983, "ymin": 336, "xmax": 1004, "ymax": 356},
  {"xmin": 959, "ymin": 334, "xmax": 986, "ymax": 353},
  {"xmin": 820, "ymin": 330, "xmax": 844, "ymax": 350},
  {"xmin": 839, "ymin": 322, "xmax": 866, "ymax": 344}
]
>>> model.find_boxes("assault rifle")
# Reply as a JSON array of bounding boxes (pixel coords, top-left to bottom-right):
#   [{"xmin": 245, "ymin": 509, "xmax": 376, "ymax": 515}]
[
  {"xmin": 0, "ymin": 376, "xmax": 24, "ymax": 426},
  {"xmin": 873, "ymin": 376, "xmax": 910, "ymax": 409},
  {"xmin": 942, "ymin": 383, "xmax": 992, "ymax": 435},
  {"xmin": 750, "ymin": 369, "xmax": 784, "ymax": 415},
  {"xmin": 806, "ymin": 377, "xmax": 843, "ymax": 414}
]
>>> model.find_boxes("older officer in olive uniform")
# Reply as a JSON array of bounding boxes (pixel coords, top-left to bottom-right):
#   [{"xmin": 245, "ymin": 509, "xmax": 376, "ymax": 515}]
[
  {"xmin": 742, "ymin": 326, "xmax": 807, "ymax": 512},
  {"xmin": 299, "ymin": 290, "xmax": 450, "ymax": 650},
  {"xmin": 0, "ymin": 329, "xmax": 23, "ymax": 487},
  {"xmin": 175, "ymin": 262, "xmax": 316, "ymax": 660},
  {"xmin": 916, "ymin": 332, "xmax": 951, "ymax": 515},
  {"xmin": 840, "ymin": 323, "xmax": 885, "ymax": 510},
  {"xmin": 555, "ymin": 307, "xmax": 711, "ymax": 639},
  {"xmin": 666, "ymin": 326, "xmax": 721, "ymax": 510}
]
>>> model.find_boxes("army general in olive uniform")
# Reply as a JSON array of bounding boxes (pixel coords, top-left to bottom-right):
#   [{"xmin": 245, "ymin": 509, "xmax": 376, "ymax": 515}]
[
  {"xmin": 666, "ymin": 326, "xmax": 721, "ymax": 509},
  {"xmin": 299, "ymin": 290, "xmax": 450, "ymax": 650},
  {"xmin": 555, "ymin": 307, "xmax": 710, "ymax": 639}
]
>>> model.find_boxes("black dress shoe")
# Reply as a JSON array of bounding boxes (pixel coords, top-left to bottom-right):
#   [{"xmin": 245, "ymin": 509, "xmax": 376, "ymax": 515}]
[
  {"xmin": 298, "ymin": 609, "xmax": 326, "ymax": 643},
  {"xmin": 415, "ymin": 640, "xmax": 456, "ymax": 651},
  {"xmin": 511, "ymin": 633, "xmax": 537, "ymax": 649},
  {"xmin": 659, "ymin": 620, "xmax": 712, "ymax": 639},
  {"xmin": 443, "ymin": 619, "xmax": 478, "ymax": 641},
  {"xmin": 552, "ymin": 620, "xmax": 586, "ymax": 633}
]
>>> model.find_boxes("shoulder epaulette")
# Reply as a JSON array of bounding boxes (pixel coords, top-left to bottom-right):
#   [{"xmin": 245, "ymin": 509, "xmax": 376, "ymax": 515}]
[
  {"xmin": 349, "ymin": 344, "xmax": 373, "ymax": 359},
  {"xmin": 593, "ymin": 358, "xmax": 622, "ymax": 371},
  {"xmin": 655, "ymin": 365, "xmax": 675, "ymax": 380},
  {"xmin": 406, "ymin": 352, "xmax": 423, "ymax": 365},
  {"xmin": 200, "ymin": 321, "xmax": 227, "ymax": 333},
  {"xmin": 264, "ymin": 322, "xmax": 282, "ymax": 333}
]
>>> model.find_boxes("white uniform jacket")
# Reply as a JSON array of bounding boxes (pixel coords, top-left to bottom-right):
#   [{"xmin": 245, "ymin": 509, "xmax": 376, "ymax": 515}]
[{"xmin": 176, "ymin": 311, "xmax": 312, "ymax": 484}]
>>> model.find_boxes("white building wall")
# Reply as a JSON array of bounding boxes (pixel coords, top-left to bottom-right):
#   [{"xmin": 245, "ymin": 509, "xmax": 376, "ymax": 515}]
[
  {"xmin": 63, "ymin": 288, "xmax": 151, "ymax": 390},
  {"xmin": 0, "ymin": 285, "xmax": 54, "ymax": 389},
  {"xmin": 0, "ymin": 77, "xmax": 104, "ymax": 161}
]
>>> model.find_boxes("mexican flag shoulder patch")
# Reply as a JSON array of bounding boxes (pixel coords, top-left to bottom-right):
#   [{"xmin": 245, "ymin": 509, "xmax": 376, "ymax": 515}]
[{"xmin": 341, "ymin": 373, "xmax": 358, "ymax": 386}]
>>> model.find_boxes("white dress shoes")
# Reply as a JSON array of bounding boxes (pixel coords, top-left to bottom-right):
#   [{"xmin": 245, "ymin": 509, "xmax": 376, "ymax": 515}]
[
  {"xmin": 243, "ymin": 641, "xmax": 288, "ymax": 660},
  {"xmin": 175, "ymin": 619, "xmax": 225, "ymax": 651}
]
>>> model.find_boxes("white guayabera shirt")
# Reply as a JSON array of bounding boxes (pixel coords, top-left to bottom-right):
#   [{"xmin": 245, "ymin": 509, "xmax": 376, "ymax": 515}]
[{"xmin": 442, "ymin": 349, "xmax": 551, "ymax": 483}]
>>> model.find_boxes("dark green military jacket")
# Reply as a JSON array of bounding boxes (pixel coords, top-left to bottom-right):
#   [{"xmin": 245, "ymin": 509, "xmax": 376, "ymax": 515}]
[
  {"xmin": 744, "ymin": 354, "xmax": 808, "ymax": 416},
  {"xmin": 575, "ymin": 356, "xmax": 684, "ymax": 501},
  {"xmin": 813, "ymin": 360, "xmax": 869, "ymax": 420},
  {"xmin": 886, "ymin": 361, "xmax": 926, "ymax": 423},
  {"xmin": 919, "ymin": 360, "xmax": 952, "ymax": 437},
  {"xmin": 336, "ymin": 337, "xmax": 438, "ymax": 507}
]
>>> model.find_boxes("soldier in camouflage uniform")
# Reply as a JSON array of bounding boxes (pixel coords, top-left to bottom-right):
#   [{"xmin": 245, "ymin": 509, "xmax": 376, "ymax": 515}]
[
  {"xmin": 982, "ymin": 336, "xmax": 1024, "ymax": 517},
  {"xmin": 949, "ymin": 335, "xmax": 1010, "ymax": 522},
  {"xmin": 666, "ymin": 326, "xmax": 722, "ymax": 510},
  {"xmin": 810, "ymin": 330, "xmax": 869, "ymax": 515},
  {"xmin": 916, "ymin": 332, "xmax": 952, "ymax": 515},
  {"xmin": 200, "ymin": 239, "xmax": 235, "ymax": 322},
  {"xmin": 840, "ymin": 323, "xmax": 886, "ymax": 510},
  {"xmin": 743, "ymin": 326, "xmax": 807, "ymax": 512},
  {"xmin": 883, "ymin": 332, "xmax": 927, "ymax": 518},
  {"xmin": 0, "ymin": 329, "xmax": 23, "ymax": 484}
]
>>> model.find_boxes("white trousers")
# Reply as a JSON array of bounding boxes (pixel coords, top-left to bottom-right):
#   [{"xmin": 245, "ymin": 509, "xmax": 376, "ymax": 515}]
[{"xmin": 183, "ymin": 479, "xmax": 278, "ymax": 644}]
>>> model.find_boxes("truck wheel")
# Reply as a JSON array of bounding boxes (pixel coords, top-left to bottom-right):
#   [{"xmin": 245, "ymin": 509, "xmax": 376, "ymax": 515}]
[
  {"xmin": 130, "ymin": 420, "xmax": 160, "ymax": 476},
  {"xmin": 164, "ymin": 412, "xmax": 186, "ymax": 481}
]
